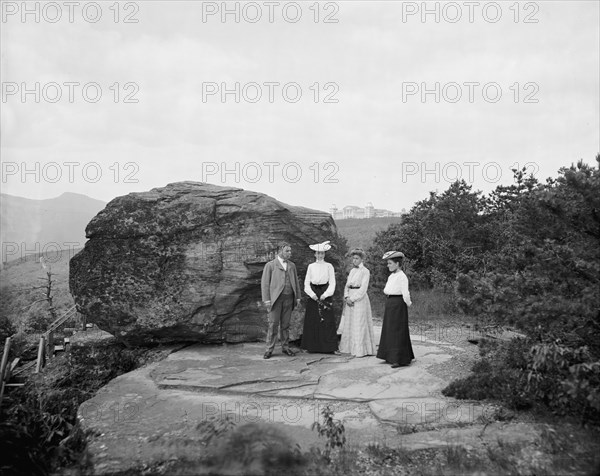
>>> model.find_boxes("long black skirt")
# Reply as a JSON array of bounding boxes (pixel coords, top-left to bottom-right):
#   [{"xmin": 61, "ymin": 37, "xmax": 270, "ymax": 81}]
[
  {"xmin": 376, "ymin": 295, "xmax": 414, "ymax": 365},
  {"xmin": 301, "ymin": 283, "xmax": 338, "ymax": 353}
]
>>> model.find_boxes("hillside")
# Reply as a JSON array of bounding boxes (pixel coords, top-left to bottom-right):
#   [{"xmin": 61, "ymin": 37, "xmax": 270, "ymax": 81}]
[
  {"xmin": 1, "ymin": 192, "xmax": 105, "ymax": 267},
  {"xmin": 0, "ymin": 247, "xmax": 78, "ymax": 336},
  {"xmin": 335, "ymin": 217, "xmax": 402, "ymax": 250}
]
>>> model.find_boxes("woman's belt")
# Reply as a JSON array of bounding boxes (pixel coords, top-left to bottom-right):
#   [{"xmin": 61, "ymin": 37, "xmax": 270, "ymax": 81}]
[
  {"xmin": 348, "ymin": 285, "xmax": 361, "ymax": 289},
  {"xmin": 386, "ymin": 294, "xmax": 403, "ymax": 298}
]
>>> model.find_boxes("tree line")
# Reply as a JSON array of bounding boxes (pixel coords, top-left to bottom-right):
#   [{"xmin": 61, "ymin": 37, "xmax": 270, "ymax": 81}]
[{"xmin": 365, "ymin": 155, "xmax": 600, "ymax": 422}]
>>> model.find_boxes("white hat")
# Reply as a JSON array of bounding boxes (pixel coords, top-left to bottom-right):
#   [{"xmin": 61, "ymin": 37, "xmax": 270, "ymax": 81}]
[
  {"xmin": 382, "ymin": 250, "xmax": 405, "ymax": 260},
  {"xmin": 309, "ymin": 240, "xmax": 332, "ymax": 252}
]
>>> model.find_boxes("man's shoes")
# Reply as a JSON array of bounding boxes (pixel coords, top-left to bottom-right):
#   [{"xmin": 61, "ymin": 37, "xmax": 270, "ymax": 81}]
[
  {"xmin": 263, "ymin": 351, "xmax": 272, "ymax": 359},
  {"xmin": 333, "ymin": 350, "xmax": 341, "ymax": 355},
  {"xmin": 282, "ymin": 348, "xmax": 296, "ymax": 356}
]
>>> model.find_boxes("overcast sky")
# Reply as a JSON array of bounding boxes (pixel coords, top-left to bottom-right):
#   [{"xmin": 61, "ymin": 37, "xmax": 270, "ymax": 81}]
[{"xmin": 1, "ymin": 0, "xmax": 598, "ymax": 213}]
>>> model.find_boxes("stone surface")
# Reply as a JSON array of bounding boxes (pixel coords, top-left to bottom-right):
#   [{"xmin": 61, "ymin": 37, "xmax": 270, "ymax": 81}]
[
  {"xmin": 147, "ymin": 326, "xmax": 489, "ymax": 426},
  {"xmin": 78, "ymin": 326, "xmax": 503, "ymax": 474},
  {"xmin": 69, "ymin": 182, "xmax": 346, "ymax": 345},
  {"xmin": 75, "ymin": 324, "xmax": 600, "ymax": 476}
]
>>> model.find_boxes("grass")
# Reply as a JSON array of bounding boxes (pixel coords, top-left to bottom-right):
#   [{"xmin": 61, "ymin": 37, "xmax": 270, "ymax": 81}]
[{"xmin": 370, "ymin": 288, "xmax": 469, "ymax": 324}]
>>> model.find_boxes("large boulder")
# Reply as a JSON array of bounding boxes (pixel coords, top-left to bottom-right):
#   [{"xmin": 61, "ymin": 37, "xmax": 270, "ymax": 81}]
[{"xmin": 69, "ymin": 182, "xmax": 346, "ymax": 345}]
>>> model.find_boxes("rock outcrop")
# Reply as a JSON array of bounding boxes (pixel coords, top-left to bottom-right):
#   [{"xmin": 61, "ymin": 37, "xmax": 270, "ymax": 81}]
[{"xmin": 69, "ymin": 182, "xmax": 345, "ymax": 345}]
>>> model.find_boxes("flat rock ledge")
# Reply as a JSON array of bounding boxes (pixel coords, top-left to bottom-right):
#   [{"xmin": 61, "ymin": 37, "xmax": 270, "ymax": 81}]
[{"xmin": 76, "ymin": 326, "xmax": 532, "ymax": 474}]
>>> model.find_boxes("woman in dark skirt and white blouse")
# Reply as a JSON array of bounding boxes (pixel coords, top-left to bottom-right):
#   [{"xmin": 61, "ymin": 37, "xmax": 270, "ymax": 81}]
[
  {"xmin": 376, "ymin": 251, "xmax": 415, "ymax": 368},
  {"xmin": 301, "ymin": 241, "xmax": 339, "ymax": 354}
]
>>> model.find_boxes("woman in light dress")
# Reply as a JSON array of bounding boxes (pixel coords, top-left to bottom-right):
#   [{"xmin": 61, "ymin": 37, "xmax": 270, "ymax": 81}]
[
  {"xmin": 376, "ymin": 250, "xmax": 415, "ymax": 368},
  {"xmin": 337, "ymin": 249, "xmax": 376, "ymax": 357},
  {"xmin": 301, "ymin": 241, "xmax": 339, "ymax": 354}
]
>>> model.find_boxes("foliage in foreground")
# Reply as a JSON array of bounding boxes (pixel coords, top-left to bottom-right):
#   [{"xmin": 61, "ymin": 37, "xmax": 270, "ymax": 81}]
[
  {"xmin": 109, "ymin": 406, "xmax": 600, "ymax": 476},
  {"xmin": 0, "ymin": 340, "xmax": 149, "ymax": 475}
]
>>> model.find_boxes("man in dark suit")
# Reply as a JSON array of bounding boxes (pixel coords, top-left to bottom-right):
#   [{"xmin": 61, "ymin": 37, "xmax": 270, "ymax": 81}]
[{"xmin": 261, "ymin": 242, "xmax": 301, "ymax": 359}]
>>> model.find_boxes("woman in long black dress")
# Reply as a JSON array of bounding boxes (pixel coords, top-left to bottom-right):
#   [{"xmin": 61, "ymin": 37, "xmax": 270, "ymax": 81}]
[
  {"xmin": 301, "ymin": 241, "xmax": 339, "ymax": 354},
  {"xmin": 376, "ymin": 251, "xmax": 415, "ymax": 368}
]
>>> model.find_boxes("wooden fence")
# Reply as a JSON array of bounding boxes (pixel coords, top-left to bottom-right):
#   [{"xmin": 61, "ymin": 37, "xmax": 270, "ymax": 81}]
[{"xmin": 0, "ymin": 305, "xmax": 84, "ymax": 406}]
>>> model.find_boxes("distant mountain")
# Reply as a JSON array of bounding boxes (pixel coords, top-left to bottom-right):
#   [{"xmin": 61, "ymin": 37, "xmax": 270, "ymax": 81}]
[{"xmin": 1, "ymin": 192, "xmax": 106, "ymax": 265}]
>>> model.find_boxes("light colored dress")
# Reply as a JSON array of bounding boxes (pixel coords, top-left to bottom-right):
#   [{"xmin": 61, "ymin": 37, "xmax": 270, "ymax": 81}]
[{"xmin": 337, "ymin": 263, "xmax": 376, "ymax": 357}]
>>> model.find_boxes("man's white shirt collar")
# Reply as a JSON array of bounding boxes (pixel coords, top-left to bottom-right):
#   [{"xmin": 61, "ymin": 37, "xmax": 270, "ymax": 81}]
[{"xmin": 277, "ymin": 255, "xmax": 287, "ymax": 270}]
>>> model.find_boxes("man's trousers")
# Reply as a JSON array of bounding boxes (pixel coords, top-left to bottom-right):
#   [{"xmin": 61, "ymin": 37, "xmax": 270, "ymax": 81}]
[{"xmin": 266, "ymin": 293, "xmax": 294, "ymax": 352}]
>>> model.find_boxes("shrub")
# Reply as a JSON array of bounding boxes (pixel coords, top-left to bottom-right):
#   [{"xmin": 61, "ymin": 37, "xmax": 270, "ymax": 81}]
[
  {"xmin": 444, "ymin": 338, "xmax": 600, "ymax": 423},
  {"xmin": 527, "ymin": 343, "xmax": 600, "ymax": 422},
  {"xmin": 0, "ymin": 381, "xmax": 90, "ymax": 475},
  {"xmin": 58, "ymin": 340, "xmax": 141, "ymax": 392},
  {"xmin": 436, "ymin": 158, "xmax": 600, "ymax": 422},
  {"xmin": 0, "ymin": 340, "xmax": 149, "ymax": 475},
  {"xmin": 0, "ymin": 314, "xmax": 16, "ymax": 342},
  {"xmin": 207, "ymin": 422, "xmax": 306, "ymax": 475},
  {"xmin": 312, "ymin": 405, "xmax": 346, "ymax": 460},
  {"xmin": 442, "ymin": 338, "xmax": 532, "ymax": 410}
]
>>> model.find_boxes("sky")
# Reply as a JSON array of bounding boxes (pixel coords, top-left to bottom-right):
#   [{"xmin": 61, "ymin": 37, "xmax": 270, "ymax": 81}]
[{"xmin": 1, "ymin": 0, "xmax": 599, "ymax": 214}]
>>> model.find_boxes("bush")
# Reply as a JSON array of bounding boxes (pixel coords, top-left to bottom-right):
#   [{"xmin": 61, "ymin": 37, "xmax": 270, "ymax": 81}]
[
  {"xmin": 443, "ymin": 338, "xmax": 600, "ymax": 423},
  {"xmin": 376, "ymin": 157, "xmax": 600, "ymax": 423},
  {"xmin": 0, "ymin": 340, "xmax": 149, "ymax": 475},
  {"xmin": 442, "ymin": 338, "xmax": 532, "ymax": 410},
  {"xmin": 58, "ymin": 340, "xmax": 141, "ymax": 392},
  {"xmin": 0, "ymin": 314, "xmax": 16, "ymax": 342},
  {"xmin": 23, "ymin": 308, "xmax": 52, "ymax": 334},
  {"xmin": 312, "ymin": 405, "xmax": 346, "ymax": 460},
  {"xmin": 527, "ymin": 343, "xmax": 600, "ymax": 422},
  {"xmin": 0, "ymin": 381, "xmax": 91, "ymax": 475},
  {"xmin": 207, "ymin": 422, "xmax": 306, "ymax": 475}
]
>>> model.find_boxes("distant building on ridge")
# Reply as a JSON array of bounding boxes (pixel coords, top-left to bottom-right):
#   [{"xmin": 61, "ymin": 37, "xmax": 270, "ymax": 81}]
[{"xmin": 329, "ymin": 203, "xmax": 403, "ymax": 220}]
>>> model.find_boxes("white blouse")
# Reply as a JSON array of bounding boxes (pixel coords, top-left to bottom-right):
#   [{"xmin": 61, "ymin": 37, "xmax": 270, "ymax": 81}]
[
  {"xmin": 304, "ymin": 260, "xmax": 336, "ymax": 299},
  {"xmin": 383, "ymin": 270, "xmax": 412, "ymax": 306},
  {"xmin": 344, "ymin": 264, "xmax": 370, "ymax": 302}
]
